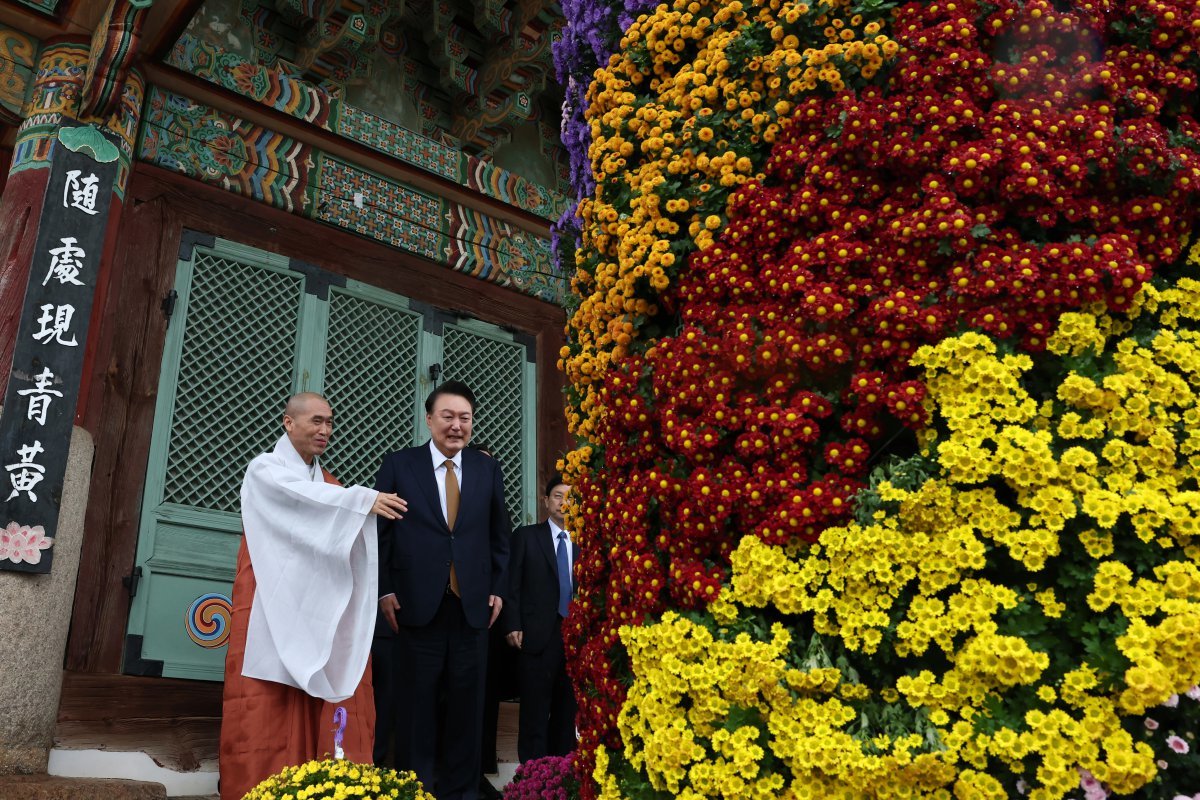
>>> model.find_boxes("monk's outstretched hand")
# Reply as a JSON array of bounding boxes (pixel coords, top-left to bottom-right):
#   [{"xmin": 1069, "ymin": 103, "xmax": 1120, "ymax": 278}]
[{"xmin": 372, "ymin": 492, "xmax": 407, "ymax": 519}]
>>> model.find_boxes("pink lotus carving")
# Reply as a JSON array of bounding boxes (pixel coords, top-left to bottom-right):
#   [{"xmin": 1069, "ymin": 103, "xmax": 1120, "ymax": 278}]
[{"xmin": 0, "ymin": 522, "xmax": 53, "ymax": 565}]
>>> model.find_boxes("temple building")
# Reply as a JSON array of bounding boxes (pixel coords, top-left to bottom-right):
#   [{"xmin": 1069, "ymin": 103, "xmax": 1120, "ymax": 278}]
[{"xmin": 0, "ymin": 0, "xmax": 568, "ymax": 793}]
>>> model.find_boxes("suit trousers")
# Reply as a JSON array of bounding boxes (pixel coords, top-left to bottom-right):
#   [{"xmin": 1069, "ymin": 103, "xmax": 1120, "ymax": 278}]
[
  {"xmin": 516, "ymin": 620, "xmax": 577, "ymax": 762},
  {"xmin": 371, "ymin": 633, "xmax": 399, "ymax": 766},
  {"xmin": 480, "ymin": 622, "xmax": 516, "ymax": 774},
  {"xmin": 393, "ymin": 592, "xmax": 488, "ymax": 800}
]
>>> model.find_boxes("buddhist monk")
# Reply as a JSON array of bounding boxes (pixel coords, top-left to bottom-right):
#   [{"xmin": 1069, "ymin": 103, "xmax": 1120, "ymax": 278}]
[{"xmin": 219, "ymin": 392, "xmax": 408, "ymax": 800}]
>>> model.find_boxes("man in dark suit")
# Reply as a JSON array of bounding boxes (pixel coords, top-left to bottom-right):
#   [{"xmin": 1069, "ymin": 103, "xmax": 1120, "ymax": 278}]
[
  {"xmin": 502, "ymin": 474, "xmax": 577, "ymax": 762},
  {"xmin": 468, "ymin": 441, "xmax": 513, "ymax": 800},
  {"xmin": 373, "ymin": 380, "xmax": 511, "ymax": 800}
]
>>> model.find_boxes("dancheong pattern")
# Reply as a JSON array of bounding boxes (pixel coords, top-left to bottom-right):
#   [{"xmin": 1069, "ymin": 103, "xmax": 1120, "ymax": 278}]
[
  {"xmin": 139, "ymin": 87, "xmax": 316, "ymax": 214},
  {"xmin": 166, "ymin": 31, "xmax": 568, "ymax": 220},
  {"xmin": 138, "ymin": 87, "xmax": 565, "ymax": 305}
]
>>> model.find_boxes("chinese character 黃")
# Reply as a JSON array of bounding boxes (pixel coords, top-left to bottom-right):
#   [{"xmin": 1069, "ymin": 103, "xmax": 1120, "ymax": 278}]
[{"xmin": 6, "ymin": 440, "xmax": 46, "ymax": 502}]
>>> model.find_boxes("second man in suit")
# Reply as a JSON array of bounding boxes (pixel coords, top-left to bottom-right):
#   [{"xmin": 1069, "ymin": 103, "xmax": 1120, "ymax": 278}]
[
  {"xmin": 502, "ymin": 474, "xmax": 578, "ymax": 762},
  {"xmin": 374, "ymin": 380, "xmax": 511, "ymax": 800}
]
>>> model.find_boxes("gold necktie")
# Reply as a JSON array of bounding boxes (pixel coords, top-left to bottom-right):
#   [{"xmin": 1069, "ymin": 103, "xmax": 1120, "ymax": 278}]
[{"xmin": 445, "ymin": 459, "xmax": 460, "ymax": 596}]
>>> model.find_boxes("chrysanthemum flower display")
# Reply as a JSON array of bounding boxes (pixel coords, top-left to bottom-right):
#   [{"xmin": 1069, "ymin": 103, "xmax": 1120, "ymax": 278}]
[
  {"xmin": 555, "ymin": 0, "xmax": 1200, "ymax": 796},
  {"xmin": 503, "ymin": 754, "xmax": 582, "ymax": 800},
  {"xmin": 241, "ymin": 758, "xmax": 432, "ymax": 799},
  {"xmin": 611, "ymin": 265, "xmax": 1200, "ymax": 798}
]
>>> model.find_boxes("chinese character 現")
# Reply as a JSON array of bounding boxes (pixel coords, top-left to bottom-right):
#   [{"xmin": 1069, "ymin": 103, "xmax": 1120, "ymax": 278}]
[
  {"xmin": 42, "ymin": 237, "xmax": 87, "ymax": 287},
  {"xmin": 16, "ymin": 367, "xmax": 64, "ymax": 426},
  {"xmin": 32, "ymin": 304, "xmax": 78, "ymax": 347},
  {"xmin": 6, "ymin": 440, "xmax": 46, "ymax": 502},
  {"xmin": 63, "ymin": 170, "xmax": 100, "ymax": 216}
]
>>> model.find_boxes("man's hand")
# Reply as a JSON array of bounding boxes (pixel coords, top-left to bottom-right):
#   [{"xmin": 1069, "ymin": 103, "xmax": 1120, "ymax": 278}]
[
  {"xmin": 372, "ymin": 492, "xmax": 408, "ymax": 520},
  {"xmin": 488, "ymin": 595, "xmax": 503, "ymax": 628},
  {"xmin": 379, "ymin": 594, "xmax": 400, "ymax": 633},
  {"xmin": 506, "ymin": 630, "xmax": 523, "ymax": 649}
]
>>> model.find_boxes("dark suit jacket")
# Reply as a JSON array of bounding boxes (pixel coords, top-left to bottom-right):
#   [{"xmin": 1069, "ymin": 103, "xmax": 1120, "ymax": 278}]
[
  {"xmin": 501, "ymin": 521, "xmax": 579, "ymax": 654},
  {"xmin": 375, "ymin": 442, "xmax": 511, "ymax": 630}
]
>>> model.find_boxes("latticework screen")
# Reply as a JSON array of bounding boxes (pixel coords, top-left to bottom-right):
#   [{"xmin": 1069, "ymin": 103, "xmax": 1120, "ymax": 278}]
[
  {"xmin": 321, "ymin": 290, "xmax": 424, "ymax": 488},
  {"xmin": 162, "ymin": 253, "xmax": 301, "ymax": 512},
  {"xmin": 442, "ymin": 325, "xmax": 528, "ymax": 525}
]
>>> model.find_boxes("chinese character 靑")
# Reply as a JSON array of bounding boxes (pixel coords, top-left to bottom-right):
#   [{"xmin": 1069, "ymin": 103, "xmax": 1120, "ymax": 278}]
[
  {"xmin": 32, "ymin": 304, "xmax": 78, "ymax": 347},
  {"xmin": 16, "ymin": 367, "xmax": 64, "ymax": 426},
  {"xmin": 42, "ymin": 237, "xmax": 87, "ymax": 287},
  {"xmin": 63, "ymin": 170, "xmax": 100, "ymax": 215},
  {"xmin": 6, "ymin": 440, "xmax": 47, "ymax": 502}
]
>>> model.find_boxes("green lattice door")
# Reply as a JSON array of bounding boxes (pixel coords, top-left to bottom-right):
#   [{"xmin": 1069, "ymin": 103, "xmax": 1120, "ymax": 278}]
[
  {"xmin": 439, "ymin": 320, "xmax": 537, "ymax": 525},
  {"xmin": 319, "ymin": 288, "xmax": 425, "ymax": 487},
  {"xmin": 125, "ymin": 237, "xmax": 537, "ymax": 681}
]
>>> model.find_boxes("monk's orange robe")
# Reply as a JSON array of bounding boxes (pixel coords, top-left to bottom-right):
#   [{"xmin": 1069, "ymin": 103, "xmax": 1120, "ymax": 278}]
[{"xmin": 219, "ymin": 470, "xmax": 375, "ymax": 800}]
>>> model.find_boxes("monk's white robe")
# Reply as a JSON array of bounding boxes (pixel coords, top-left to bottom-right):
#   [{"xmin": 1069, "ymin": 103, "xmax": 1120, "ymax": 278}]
[{"xmin": 239, "ymin": 434, "xmax": 378, "ymax": 702}]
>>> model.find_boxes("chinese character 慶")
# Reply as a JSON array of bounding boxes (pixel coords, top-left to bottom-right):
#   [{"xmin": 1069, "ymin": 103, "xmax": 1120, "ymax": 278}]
[{"xmin": 43, "ymin": 237, "xmax": 87, "ymax": 287}]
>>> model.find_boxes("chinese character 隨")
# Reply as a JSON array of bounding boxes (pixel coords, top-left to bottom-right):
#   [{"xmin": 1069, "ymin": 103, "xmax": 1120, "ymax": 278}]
[
  {"xmin": 42, "ymin": 237, "xmax": 87, "ymax": 287},
  {"xmin": 63, "ymin": 170, "xmax": 100, "ymax": 215},
  {"xmin": 32, "ymin": 304, "xmax": 78, "ymax": 347},
  {"xmin": 6, "ymin": 440, "xmax": 46, "ymax": 502},
  {"xmin": 16, "ymin": 367, "xmax": 64, "ymax": 426}
]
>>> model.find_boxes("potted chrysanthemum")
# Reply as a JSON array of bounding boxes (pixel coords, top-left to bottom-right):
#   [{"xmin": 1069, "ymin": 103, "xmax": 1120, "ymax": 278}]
[
  {"xmin": 502, "ymin": 753, "xmax": 580, "ymax": 800},
  {"xmin": 241, "ymin": 706, "xmax": 432, "ymax": 800},
  {"xmin": 242, "ymin": 758, "xmax": 433, "ymax": 800}
]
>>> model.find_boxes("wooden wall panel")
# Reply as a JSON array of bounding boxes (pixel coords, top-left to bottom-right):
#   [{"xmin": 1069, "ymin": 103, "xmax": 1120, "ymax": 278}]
[{"xmin": 69, "ymin": 193, "xmax": 177, "ymax": 673}]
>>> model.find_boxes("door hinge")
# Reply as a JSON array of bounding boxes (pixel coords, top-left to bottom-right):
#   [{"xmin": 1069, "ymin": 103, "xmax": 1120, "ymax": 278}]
[
  {"xmin": 161, "ymin": 289, "xmax": 178, "ymax": 326},
  {"xmin": 122, "ymin": 566, "xmax": 143, "ymax": 599}
]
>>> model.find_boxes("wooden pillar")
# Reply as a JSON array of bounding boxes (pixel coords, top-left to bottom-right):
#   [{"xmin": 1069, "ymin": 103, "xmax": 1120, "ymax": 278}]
[
  {"xmin": 0, "ymin": 28, "xmax": 144, "ymax": 774},
  {"xmin": 0, "ymin": 41, "xmax": 144, "ymax": 394},
  {"xmin": 0, "ymin": 169, "xmax": 48, "ymax": 386},
  {"xmin": 0, "ymin": 146, "xmax": 11, "ymax": 194}
]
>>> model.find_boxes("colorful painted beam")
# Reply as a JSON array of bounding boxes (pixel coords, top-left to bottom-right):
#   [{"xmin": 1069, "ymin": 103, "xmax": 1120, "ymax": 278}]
[
  {"xmin": 138, "ymin": 86, "xmax": 565, "ymax": 304},
  {"xmin": 165, "ymin": 32, "xmax": 570, "ymax": 220}
]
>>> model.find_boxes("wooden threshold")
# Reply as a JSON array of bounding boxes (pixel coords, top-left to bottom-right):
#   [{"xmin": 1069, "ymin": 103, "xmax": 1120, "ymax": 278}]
[
  {"xmin": 56, "ymin": 671, "xmax": 222, "ymax": 771},
  {"xmin": 55, "ymin": 670, "xmax": 521, "ymax": 773}
]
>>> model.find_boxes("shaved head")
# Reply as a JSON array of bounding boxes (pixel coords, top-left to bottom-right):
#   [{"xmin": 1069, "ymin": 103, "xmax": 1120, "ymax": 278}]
[
  {"xmin": 283, "ymin": 392, "xmax": 333, "ymax": 464},
  {"xmin": 285, "ymin": 392, "xmax": 330, "ymax": 418}
]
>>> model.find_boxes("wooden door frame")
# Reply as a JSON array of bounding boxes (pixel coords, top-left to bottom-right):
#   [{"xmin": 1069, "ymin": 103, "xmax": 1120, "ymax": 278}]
[{"xmin": 66, "ymin": 162, "xmax": 569, "ymax": 675}]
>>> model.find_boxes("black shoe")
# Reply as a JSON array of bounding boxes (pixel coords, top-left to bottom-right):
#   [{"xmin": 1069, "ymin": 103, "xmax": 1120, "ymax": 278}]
[{"xmin": 479, "ymin": 776, "xmax": 503, "ymax": 800}]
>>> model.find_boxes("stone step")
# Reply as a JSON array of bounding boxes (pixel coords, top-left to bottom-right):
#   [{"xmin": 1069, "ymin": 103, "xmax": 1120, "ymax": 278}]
[{"xmin": 0, "ymin": 775, "xmax": 166, "ymax": 800}]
